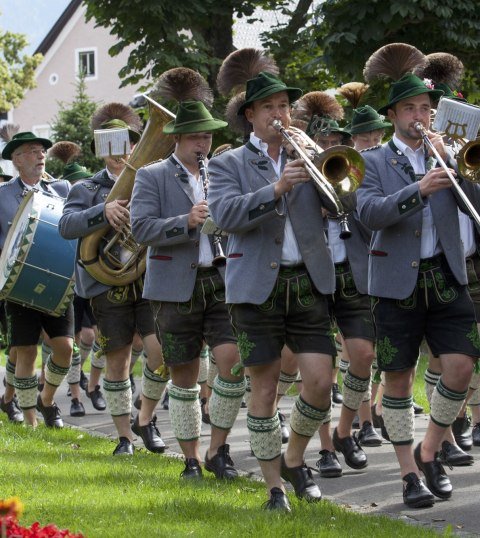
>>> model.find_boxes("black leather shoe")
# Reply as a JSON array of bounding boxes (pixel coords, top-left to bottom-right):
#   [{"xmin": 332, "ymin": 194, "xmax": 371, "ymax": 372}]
[
  {"xmin": 331, "ymin": 383, "xmax": 343, "ymax": 405},
  {"xmin": 129, "ymin": 373, "xmax": 136, "ymax": 394},
  {"xmin": 161, "ymin": 390, "xmax": 169, "ymax": 410},
  {"xmin": 263, "ymin": 487, "xmax": 291, "ymax": 512},
  {"xmin": 113, "ymin": 437, "xmax": 134, "ymax": 456},
  {"xmin": 278, "ymin": 410, "xmax": 289, "ymax": 444},
  {"xmin": 352, "ymin": 414, "xmax": 360, "ymax": 429},
  {"xmin": 280, "ymin": 454, "xmax": 321, "ymax": 502},
  {"xmin": 87, "ymin": 385, "xmax": 107, "ymax": 411},
  {"xmin": 414, "ymin": 443, "xmax": 452, "ymax": 499},
  {"xmin": 333, "ymin": 428, "xmax": 368, "ymax": 469},
  {"xmin": 358, "ymin": 421, "xmax": 383, "ymax": 447},
  {"xmin": 402, "ymin": 472, "xmax": 435, "ymax": 508},
  {"xmin": 371, "ymin": 405, "xmax": 383, "ymax": 428},
  {"xmin": 413, "ymin": 401, "xmax": 424, "ymax": 415},
  {"xmin": 0, "ymin": 395, "xmax": 24, "ymax": 423},
  {"xmin": 200, "ymin": 397, "xmax": 211, "ymax": 425},
  {"xmin": 79, "ymin": 370, "xmax": 88, "ymax": 392},
  {"xmin": 37, "ymin": 382, "xmax": 44, "ymax": 393},
  {"xmin": 452, "ymin": 415, "xmax": 472, "ymax": 451},
  {"xmin": 316, "ymin": 449, "xmax": 342, "ymax": 478},
  {"xmin": 131, "ymin": 415, "xmax": 166, "ymax": 453},
  {"xmin": 180, "ymin": 458, "xmax": 203, "ymax": 479},
  {"xmin": 472, "ymin": 422, "xmax": 480, "ymax": 447},
  {"xmin": 438, "ymin": 440, "xmax": 474, "ymax": 466},
  {"xmin": 240, "ymin": 398, "xmax": 247, "ymax": 409},
  {"xmin": 70, "ymin": 398, "xmax": 85, "ymax": 417},
  {"xmin": 36, "ymin": 395, "xmax": 63, "ymax": 428},
  {"xmin": 205, "ymin": 444, "xmax": 238, "ymax": 479}
]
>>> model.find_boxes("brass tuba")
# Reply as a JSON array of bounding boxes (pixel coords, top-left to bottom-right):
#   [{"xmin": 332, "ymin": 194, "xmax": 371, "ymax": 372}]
[{"xmin": 79, "ymin": 97, "xmax": 175, "ymax": 286}]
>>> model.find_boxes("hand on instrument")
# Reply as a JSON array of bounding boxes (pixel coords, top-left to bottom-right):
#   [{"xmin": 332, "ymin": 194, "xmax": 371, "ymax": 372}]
[
  {"xmin": 418, "ymin": 167, "xmax": 455, "ymax": 197},
  {"xmin": 426, "ymin": 130, "xmax": 448, "ymax": 162},
  {"xmin": 282, "ymin": 131, "xmax": 307, "ymax": 159},
  {"xmin": 274, "ymin": 159, "xmax": 310, "ymax": 197},
  {"xmin": 188, "ymin": 200, "xmax": 209, "ymax": 229},
  {"xmin": 105, "ymin": 199, "xmax": 130, "ymax": 231}
]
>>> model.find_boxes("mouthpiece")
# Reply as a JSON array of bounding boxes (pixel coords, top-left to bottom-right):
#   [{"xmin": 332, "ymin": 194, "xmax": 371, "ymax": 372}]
[
  {"xmin": 272, "ymin": 120, "xmax": 283, "ymax": 131},
  {"xmin": 414, "ymin": 122, "xmax": 424, "ymax": 132}
]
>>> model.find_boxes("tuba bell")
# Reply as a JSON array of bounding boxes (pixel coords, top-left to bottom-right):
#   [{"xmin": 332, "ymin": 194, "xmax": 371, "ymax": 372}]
[{"xmin": 79, "ymin": 97, "xmax": 175, "ymax": 286}]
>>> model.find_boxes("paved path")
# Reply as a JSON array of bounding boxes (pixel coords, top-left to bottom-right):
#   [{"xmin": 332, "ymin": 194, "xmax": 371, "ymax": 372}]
[{"xmin": 3, "ymin": 369, "xmax": 479, "ymax": 536}]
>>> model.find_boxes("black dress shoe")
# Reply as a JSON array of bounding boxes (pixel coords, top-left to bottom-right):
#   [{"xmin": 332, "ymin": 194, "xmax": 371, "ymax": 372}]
[
  {"xmin": 333, "ymin": 428, "xmax": 367, "ymax": 469},
  {"xmin": 87, "ymin": 385, "xmax": 107, "ymax": 411},
  {"xmin": 352, "ymin": 414, "xmax": 360, "ymax": 429},
  {"xmin": 0, "ymin": 395, "xmax": 24, "ymax": 423},
  {"xmin": 36, "ymin": 395, "xmax": 63, "ymax": 428},
  {"xmin": 263, "ymin": 487, "xmax": 291, "ymax": 512},
  {"xmin": 161, "ymin": 390, "xmax": 169, "ymax": 410},
  {"xmin": 331, "ymin": 383, "xmax": 343, "ymax": 405},
  {"xmin": 280, "ymin": 454, "xmax": 321, "ymax": 501},
  {"xmin": 472, "ymin": 422, "xmax": 480, "ymax": 447},
  {"xmin": 413, "ymin": 401, "xmax": 424, "ymax": 415},
  {"xmin": 37, "ymin": 382, "xmax": 44, "ymax": 393},
  {"xmin": 129, "ymin": 373, "xmax": 136, "ymax": 394},
  {"xmin": 205, "ymin": 444, "xmax": 238, "ymax": 479},
  {"xmin": 79, "ymin": 370, "xmax": 88, "ymax": 392},
  {"xmin": 278, "ymin": 410, "xmax": 289, "ymax": 444},
  {"xmin": 133, "ymin": 394, "xmax": 142, "ymax": 410},
  {"xmin": 402, "ymin": 472, "xmax": 435, "ymax": 508},
  {"xmin": 358, "ymin": 421, "xmax": 383, "ymax": 447},
  {"xmin": 131, "ymin": 415, "xmax": 166, "ymax": 453},
  {"xmin": 180, "ymin": 458, "xmax": 203, "ymax": 479},
  {"xmin": 70, "ymin": 398, "xmax": 85, "ymax": 417},
  {"xmin": 414, "ymin": 443, "xmax": 452, "ymax": 499},
  {"xmin": 240, "ymin": 398, "xmax": 247, "ymax": 409},
  {"xmin": 200, "ymin": 397, "xmax": 211, "ymax": 425},
  {"xmin": 113, "ymin": 437, "xmax": 134, "ymax": 456},
  {"xmin": 316, "ymin": 449, "xmax": 342, "ymax": 478},
  {"xmin": 452, "ymin": 415, "xmax": 472, "ymax": 451},
  {"xmin": 438, "ymin": 440, "xmax": 474, "ymax": 466},
  {"xmin": 371, "ymin": 405, "xmax": 383, "ymax": 428}
]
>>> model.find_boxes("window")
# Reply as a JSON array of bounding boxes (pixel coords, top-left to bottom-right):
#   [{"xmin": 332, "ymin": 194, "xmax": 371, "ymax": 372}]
[{"xmin": 75, "ymin": 48, "xmax": 98, "ymax": 80}]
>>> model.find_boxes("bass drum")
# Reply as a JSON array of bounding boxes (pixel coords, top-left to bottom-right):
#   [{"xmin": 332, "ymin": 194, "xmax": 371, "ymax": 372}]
[{"xmin": 0, "ymin": 189, "xmax": 76, "ymax": 317}]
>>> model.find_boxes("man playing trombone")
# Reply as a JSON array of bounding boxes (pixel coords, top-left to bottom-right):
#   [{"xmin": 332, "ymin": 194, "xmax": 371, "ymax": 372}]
[
  {"xmin": 357, "ymin": 72, "xmax": 479, "ymax": 508},
  {"xmin": 208, "ymin": 70, "xmax": 337, "ymax": 511}
]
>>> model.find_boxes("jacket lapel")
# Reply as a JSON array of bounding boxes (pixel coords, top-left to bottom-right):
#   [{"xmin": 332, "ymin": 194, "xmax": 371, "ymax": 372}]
[
  {"xmin": 169, "ymin": 155, "xmax": 196, "ymax": 205},
  {"xmin": 245, "ymin": 141, "xmax": 280, "ymax": 185},
  {"xmin": 385, "ymin": 140, "xmax": 417, "ymax": 186}
]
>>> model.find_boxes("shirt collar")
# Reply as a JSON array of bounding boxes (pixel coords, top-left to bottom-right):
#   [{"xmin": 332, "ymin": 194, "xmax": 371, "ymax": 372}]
[
  {"xmin": 105, "ymin": 167, "xmax": 118, "ymax": 182},
  {"xmin": 249, "ymin": 132, "xmax": 284, "ymax": 159},
  {"xmin": 393, "ymin": 134, "xmax": 424, "ymax": 157}
]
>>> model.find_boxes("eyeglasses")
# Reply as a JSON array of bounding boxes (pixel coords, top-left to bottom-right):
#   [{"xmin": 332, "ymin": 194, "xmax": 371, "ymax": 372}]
[{"xmin": 15, "ymin": 148, "xmax": 48, "ymax": 157}]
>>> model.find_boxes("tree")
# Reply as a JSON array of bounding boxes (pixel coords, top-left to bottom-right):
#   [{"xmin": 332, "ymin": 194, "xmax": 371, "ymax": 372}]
[
  {"xmin": 317, "ymin": 0, "xmax": 480, "ymax": 102},
  {"xmin": 47, "ymin": 72, "xmax": 103, "ymax": 177},
  {"xmin": 0, "ymin": 23, "xmax": 42, "ymax": 113},
  {"xmin": 83, "ymin": 0, "xmax": 313, "ymax": 89}
]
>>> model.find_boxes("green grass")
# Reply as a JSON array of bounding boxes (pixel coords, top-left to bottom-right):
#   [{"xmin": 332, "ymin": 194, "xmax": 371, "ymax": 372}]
[{"xmin": 0, "ymin": 422, "xmax": 450, "ymax": 538}]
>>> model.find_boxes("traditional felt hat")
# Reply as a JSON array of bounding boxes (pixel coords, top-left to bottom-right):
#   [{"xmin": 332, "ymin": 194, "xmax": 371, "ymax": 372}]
[
  {"xmin": 163, "ymin": 100, "xmax": 227, "ymax": 134},
  {"xmin": 238, "ymin": 71, "xmax": 302, "ymax": 115},
  {"xmin": 90, "ymin": 103, "xmax": 143, "ymax": 153},
  {"xmin": 378, "ymin": 74, "xmax": 444, "ymax": 115},
  {"xmin": 62, "ymin": 162, "xmax": 92, "ymax": 182},
  {"xmin": 307, "ymin": 117, "xmax": 351, "ymax": 139},
  {"xmin": 2, "ymin": 131, "xmax": 52, "ymax": 160},
  {"xmin": 433, "ymin": 82, "xmax": 466, "ymax": 103},
  {"xmin": 349, "ymin": 105, "xmax": 391, "ymax": 134},
  {"xmin": 0, "ymin": 166, "xmax": 12, "ymax": 181}
]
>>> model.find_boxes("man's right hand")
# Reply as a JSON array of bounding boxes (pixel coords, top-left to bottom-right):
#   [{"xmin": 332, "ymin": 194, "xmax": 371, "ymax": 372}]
[
  {"xmin": 188, "ymin": 200, "xmax": 209, "ymax": 229},
  {"xmin": 105, "ymin": 199, "xmax": 130, "ymax": 231},
  {"xmin": 274, "ymin": 159, "xmax": 311, "ymax": 198},
  {"xmin": 418, "ymin": 167, "xmax": 455, "ymax": 197}
]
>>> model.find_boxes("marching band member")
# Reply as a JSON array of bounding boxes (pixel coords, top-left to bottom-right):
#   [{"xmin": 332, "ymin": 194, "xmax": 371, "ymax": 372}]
[
  {"xmin": 131, "ymin": 68, "xmax": 245, "ymax": 480},
  {"xmin": 357, "ymin": 43, "xmax": 479, "ymax": 507},
  {"xmin": 209, "ymin": 49, "xmax": 336, "ymax": 511},
  {"xmin": 59, "ymin": 104, "xmax": 167, "ymax": 455},
  {"xmin": 0, "ymin": 132, "xmax": 73, "ymax": 428}
]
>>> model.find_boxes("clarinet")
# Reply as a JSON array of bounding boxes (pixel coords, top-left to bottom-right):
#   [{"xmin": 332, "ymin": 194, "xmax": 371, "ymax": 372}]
[{"xmin": 196, "ymin": 153, "xmax": 226, "ymax": 267}]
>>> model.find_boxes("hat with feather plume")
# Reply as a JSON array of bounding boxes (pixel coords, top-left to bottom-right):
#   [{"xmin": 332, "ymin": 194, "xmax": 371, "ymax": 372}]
[
  {"xmin": 363, "ymin": 43, "xmax": 443, "ymax": 115},
  {"xmin": 152, "ymin": 67, "xmax": 226, "ymax": 134},
  {"xmin": 49, "ymin": 141, "xmax": 91, "ymax": 182},
  {"xmin": 413, "ymin": 52, "xmax": 466, "ymax": 102}
]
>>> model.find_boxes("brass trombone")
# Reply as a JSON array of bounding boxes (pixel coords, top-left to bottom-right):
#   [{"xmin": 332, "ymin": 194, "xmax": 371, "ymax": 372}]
[{"xmin": 272, "ymin": 121, "xmax": 365, "ymax": 239}]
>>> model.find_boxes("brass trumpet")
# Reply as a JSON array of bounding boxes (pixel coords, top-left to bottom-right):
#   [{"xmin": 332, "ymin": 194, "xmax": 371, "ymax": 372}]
[{"xmin": 272, "ymin": 121, "xmax": 365, "ymax": 239}]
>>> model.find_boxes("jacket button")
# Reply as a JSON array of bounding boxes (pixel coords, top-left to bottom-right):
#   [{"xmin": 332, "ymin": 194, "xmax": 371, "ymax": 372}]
[
  {"xmin": 173, "ymin": 227, "xmax": 178, "ymax": 233},
  {"xmin": 191, "ymin": 263, "xmax": 197, "ymax": 269},
  {"xmin": 401, "ymin": 204, "xmax": 406, "ymax": 210},
  {"xmin": 411, "ymin": 261, "xmax": 418, "ymax": 268},
  {"xmin": 270, "ymin": 262, "xmax": 278, "ymax": 269},
  {"xmin": 194, "ymin": 240, "xmax": 199, "ymax": 247},
  {"xmin": 259, "ymin": 204, "xmax": 265, "ymax": 210},
  {"xmin": 275, "ymin": 238, "xmax": 282, "ymax": 244},
  {"xmin": 412, "ymin": 198, "xmax": 416, "ymax": 203},
  {"xmin": 414, "ymin": 230, "xmax": 421, "ymax": 237}
]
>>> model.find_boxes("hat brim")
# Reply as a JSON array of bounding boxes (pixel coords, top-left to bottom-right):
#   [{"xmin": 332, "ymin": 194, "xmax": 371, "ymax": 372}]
[
  {"xmin": 63, "ymin": 171, "xmax": 92, "ymax": 182},
  {"xmin": 238, "ymin": 87, "xmax": 303, "ymax": 116},
  {"xmin": 2, "ymin": 137, "xmax": 52, "ymax": 160},
  {"xmin": 378, "ymin": 88, "xmax": 444, "ymax": 116},
  {"xmin": 350, "ymin": 119, "xmax": 392, "ymax": 135},
  {"xmin": 163, "ymin": 118, "xmax": 228, "ymax": 135},
  {"xmin": 90, "ymin": 128, "xmax": 141, "ymax": 154},
  {"xmin": 0, "ymin": 174, "xmax": 13, "ymax": 181}
]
